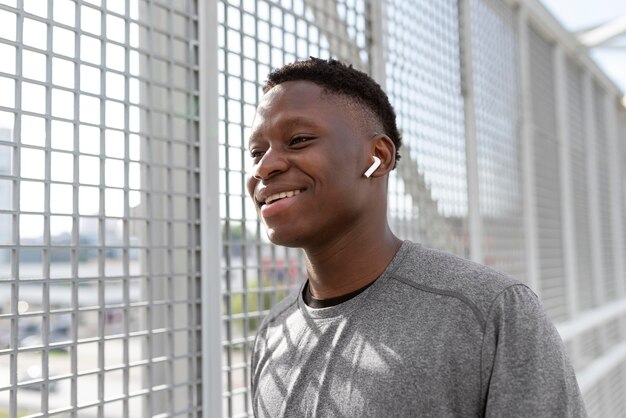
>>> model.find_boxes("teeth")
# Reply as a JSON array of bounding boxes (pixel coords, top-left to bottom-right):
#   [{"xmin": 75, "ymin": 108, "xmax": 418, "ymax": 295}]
[{"xmin": 264, "ymin": 189, "xmax": 301, "ymax": 205}]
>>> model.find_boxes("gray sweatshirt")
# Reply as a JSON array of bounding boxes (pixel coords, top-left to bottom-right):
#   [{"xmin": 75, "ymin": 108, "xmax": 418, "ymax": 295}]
[{"xmin": 252, "ymin": 241, "xmax": 587, "ymax": 417}]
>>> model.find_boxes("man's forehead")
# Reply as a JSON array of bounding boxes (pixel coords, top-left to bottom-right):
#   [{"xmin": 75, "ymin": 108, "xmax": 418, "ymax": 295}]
[
  {"xmin": 253, "ymin": 82, "xmax": 346, "ymax": 126},
  {"xmin": 250, "ymin": 114, "xmax": 321, "ymax": 135},
  {"xmin": 258, "ymin": 80, "xmax": 332, "ymax": 108},
  {"xmin": 256, "ymin": 80, "xmax": 369, "ymax": 121},
  {"xmin": 251, "ymin": 80, "xmax": 379, "ymax": 141}
]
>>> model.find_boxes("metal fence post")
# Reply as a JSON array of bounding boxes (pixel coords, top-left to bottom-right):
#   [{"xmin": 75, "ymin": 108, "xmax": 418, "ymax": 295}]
[
  {"xmin": 553, "ymin": 45, "xmax": 578, "ymax": 320},
  {"xmin": 458, "ymin": 0, "xmax": 483, "ymax": 265},
  {"xmin": 553, "ymin": 44, "xmax": 584, "ymax": 365},
  {"xmin": 368, "ymin": 0, "xmax": 386, "ymax": 88},
  {"xmin": 606, "ymin": 94, "xmax": 625, "ymax": 298},
  {"xmin": 583, "ymin": 71, "xmax": 605, "ymax": 308},
  {"xmin": 199, "ymin": 0, "xmax": 223, "ymax": 416},
  {"xmin": 517, "ymin": 5, "xmax": 541, "ymax": 295}
]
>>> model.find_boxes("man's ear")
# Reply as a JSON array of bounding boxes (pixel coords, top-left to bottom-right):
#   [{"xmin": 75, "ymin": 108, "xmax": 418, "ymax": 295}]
[{"xmin": 368, "ymin": 134, "xmax": 396, "ymax": 177}]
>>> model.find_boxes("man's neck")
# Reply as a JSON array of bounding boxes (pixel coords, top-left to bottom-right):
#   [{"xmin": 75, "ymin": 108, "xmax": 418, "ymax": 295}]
[{"xmin": 303, "ymin": 225, "xmax": 402, "ymax": 300}]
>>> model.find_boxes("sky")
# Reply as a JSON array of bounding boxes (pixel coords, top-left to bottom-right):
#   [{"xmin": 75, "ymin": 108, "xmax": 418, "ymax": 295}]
[{"xmin": 540, "ymin": 0, "xmax": 626, "ymax": 96}]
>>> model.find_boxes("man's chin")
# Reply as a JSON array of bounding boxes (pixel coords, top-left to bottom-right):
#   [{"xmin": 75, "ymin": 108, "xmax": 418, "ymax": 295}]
[{"xmin": 265, "ymin": 227, "xmax": 305, "ymax": 248}]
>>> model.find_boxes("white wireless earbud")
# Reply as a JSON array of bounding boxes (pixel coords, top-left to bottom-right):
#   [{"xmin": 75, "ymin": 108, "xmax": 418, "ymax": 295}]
[{"xmin": 363, "ymin": 156, "xmax": 381, "ymax": 178}]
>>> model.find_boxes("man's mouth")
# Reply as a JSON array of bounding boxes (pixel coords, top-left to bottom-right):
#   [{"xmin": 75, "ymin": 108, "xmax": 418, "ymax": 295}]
[{"xmin": 263, "ymin": 189, "xmax": 303, "ymax": 205}]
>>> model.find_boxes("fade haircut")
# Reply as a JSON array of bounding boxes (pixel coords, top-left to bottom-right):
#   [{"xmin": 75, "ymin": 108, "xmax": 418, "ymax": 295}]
[{"xmin": 262, "ymin": 57, "xmax": 402, "ymax": 167}]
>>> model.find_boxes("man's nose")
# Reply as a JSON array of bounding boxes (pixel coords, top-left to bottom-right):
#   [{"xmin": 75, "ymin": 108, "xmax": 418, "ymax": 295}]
[{"xmin": 252, "ymin": 148, "xmax": 289, "ymax": 180}]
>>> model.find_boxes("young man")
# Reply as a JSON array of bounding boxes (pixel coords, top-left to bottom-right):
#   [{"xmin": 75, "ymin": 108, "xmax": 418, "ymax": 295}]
[{"xmin": 247, "ymin": 57, "xmax": 586, "ymax": 417}]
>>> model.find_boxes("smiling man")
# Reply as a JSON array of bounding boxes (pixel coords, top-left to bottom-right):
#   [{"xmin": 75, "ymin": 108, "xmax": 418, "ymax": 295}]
[{"xmin": 247, "ymin": 57, "xmax": 586, "ymax": 417}]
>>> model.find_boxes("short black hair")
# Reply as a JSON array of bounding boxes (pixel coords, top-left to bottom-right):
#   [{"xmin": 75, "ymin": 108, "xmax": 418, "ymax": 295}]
[{"xmin": 262, "ymin": 57, "xmax": 402, "ymax": 167}]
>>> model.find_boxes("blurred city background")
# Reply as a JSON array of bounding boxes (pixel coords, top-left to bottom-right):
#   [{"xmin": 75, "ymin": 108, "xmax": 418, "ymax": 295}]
[{"xmin": 0, "ymin": 0, "xmax": 625, "ymax": 417}]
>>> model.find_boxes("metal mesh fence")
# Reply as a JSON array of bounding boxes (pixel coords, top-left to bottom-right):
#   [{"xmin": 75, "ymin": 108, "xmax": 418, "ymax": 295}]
[
  {"xmin": 1, "ymin": 0, "xmax": 626, "ymax": 417},
  {"xmin": 566, "ymin": 57, "xmax": 595, "ymax": 312},
  {"xmin": 593, "ymin": 83, "xmax": 616, "ymax": 302},
  {"xmin": 470, "ymin": 0, "xmax": 525, "ymax": 282},
  {"xmin": 0, "ymin": 0, "xmax": 202, "ymax": 416},
  {"xmin": 622, "ymin": 112, "xmax": 626, "ymax": 279},
  {"xmin": 216, "ymin": 0, "xmax": 371, "ymax": 415},
  {"xmin": 215, "ymin": 0, "xmax": 626, "ymax": 416},
  {"xmin": 384, "ymin": 0, "xmax": 467, "ymax": 256},
  {"xmin": 527, "ymin": 23, "xmax": 567, "ymax": 321}
]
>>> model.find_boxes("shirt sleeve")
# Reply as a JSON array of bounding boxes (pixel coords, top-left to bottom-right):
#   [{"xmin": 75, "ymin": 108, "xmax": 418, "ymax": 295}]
[{"xmin": 482, "ymin": 284, "xmax": 587, "ymax": 417}]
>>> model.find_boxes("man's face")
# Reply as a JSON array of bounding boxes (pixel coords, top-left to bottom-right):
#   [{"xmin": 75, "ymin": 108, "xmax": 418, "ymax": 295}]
[{"xmin": 247, "ymin": 81, "xmax": 371, "ymax": 248}]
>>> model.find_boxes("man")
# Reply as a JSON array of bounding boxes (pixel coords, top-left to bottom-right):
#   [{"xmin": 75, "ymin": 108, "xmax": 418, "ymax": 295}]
[{"xmin": 247, "ymin": 57, "xmax": 586, "ymax": 417}]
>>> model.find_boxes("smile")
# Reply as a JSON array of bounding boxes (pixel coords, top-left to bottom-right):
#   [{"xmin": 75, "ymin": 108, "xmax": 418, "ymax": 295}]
[{"xmin": 264, "ymin": 189, "xmax": 303, "ymax": 205}]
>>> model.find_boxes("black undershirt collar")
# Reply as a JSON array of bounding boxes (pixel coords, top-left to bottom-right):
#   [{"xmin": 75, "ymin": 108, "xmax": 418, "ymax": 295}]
[{"xmin": 303, "ymin": 278, "xmax": 378, "ymax": 308}]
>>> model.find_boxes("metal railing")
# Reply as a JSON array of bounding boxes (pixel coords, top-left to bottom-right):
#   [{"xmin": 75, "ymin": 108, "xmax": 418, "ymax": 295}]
[
  {"xmin": 0, "ymin": 0, "xmax": 624, "ymax": 416},
  {"xmin": 215, "ymin": 0, "xmax": 626, "ymax": 416}
]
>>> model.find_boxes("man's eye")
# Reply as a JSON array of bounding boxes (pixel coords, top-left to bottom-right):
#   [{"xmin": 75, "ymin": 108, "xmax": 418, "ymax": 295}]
[
  {"xmin": 250, "ymin": 150, "xmax": 265, "ymax": 159},
  {"xmin": 289, "ymin": 136, "xmax": 313, "ymax": 146}
]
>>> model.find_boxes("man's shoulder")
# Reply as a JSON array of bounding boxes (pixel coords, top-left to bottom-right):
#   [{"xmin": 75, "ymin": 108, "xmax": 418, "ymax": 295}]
[{"xmin": 391, "ymin": 241, "xmax": 534, "ymax": 327}]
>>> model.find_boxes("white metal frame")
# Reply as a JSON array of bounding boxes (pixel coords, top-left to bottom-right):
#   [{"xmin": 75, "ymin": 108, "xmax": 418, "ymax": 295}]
[
  {"xmin": 517, "ymin": 3, "xmax": 541, "ymax": 296},
  {"xmin": 554, "ymin": 45, "xmax": 579, "ymax": 320},
  {"xmin": 518, "ymin": 0, "xmax": 626, "ymax": 407},
  {"xmin": 583, "ymin": 71, "xmax": 606, "ymax": 308},
  {"xmin": 0, "ymin": 0, "xmax": 205, "ymax": 416},
  {"xmin": 200, "ymin": 0, "xmax": 223, "ymax": 416},
  {"xmin": 458, "ymin": 0, "xmax": 483, "ymax": 265},
  {"xmin": 606, "ymin": 94, "xmax": 625, "ymax": 299}
]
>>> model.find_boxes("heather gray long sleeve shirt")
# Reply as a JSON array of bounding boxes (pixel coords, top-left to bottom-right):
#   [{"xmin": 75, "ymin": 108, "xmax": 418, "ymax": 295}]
[{"xmin": 251, "ymin": 241, "xmax": 587, "ymax": 417}]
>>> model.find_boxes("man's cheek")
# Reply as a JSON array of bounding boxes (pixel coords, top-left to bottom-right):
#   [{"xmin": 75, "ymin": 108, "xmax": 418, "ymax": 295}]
[{"xmin": 246, "ymin": 177, "xmax": 256, "ymax": 200}]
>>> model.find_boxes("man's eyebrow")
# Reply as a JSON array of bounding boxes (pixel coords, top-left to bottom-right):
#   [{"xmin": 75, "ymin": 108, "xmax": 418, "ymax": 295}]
[
  {"xmin": 248, "ymin": 116, "xmax": 323, "ymax": 147},
  {"xmin": 248, "ymin": 131, "xmax": 262, "ymax": 147},
  {"xmin": 280, "ymin": 116, "xmax": 322, "ymax": 130}
]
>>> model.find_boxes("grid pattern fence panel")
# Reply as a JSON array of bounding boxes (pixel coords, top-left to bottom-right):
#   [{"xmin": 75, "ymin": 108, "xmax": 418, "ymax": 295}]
[
  {"xmin": 384, "ymin": 0, "xmax": 467, "ymax": 256},
  {"xmin": 611, "ymin": 106, "xmax": 626, "ymax": 417},
  {"xmin": 566, "ymin": 58, "xmax": 594, "ymax": 312},
  {"xmin": 527, "ymin": 24, "xmax": 567, "ymax": 322},
  {"xmin": 213, "ymin": 0, "xmax": 626, "ymax": 416},
  {"xmin": 589, "ymin": 363, "xmax": 626, "ymax": 418},
  {"xmin": 564, "ymin": 57, "xmax": 604, "ymax": 373},
  {"xmin": 216, "ymin": 0, "xmax": 371, "ymax": 415},
  {"xmin": 469, "ymin": 0, "xmax": 525, "ymax": 282},
  {"xmin": 0, "ymin": 0, "xmax": 202, "ymax": 416},
  {"xmin": 593, "ymin": 84, "xmax": 616, "ymax": 302},
  {"xmin": 4, "ymin": 0, "xmax": 626, "ymax": 417},
  {"xmin": 617, "ymin": 111, "xmax": 626, "ymax": 280}
]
